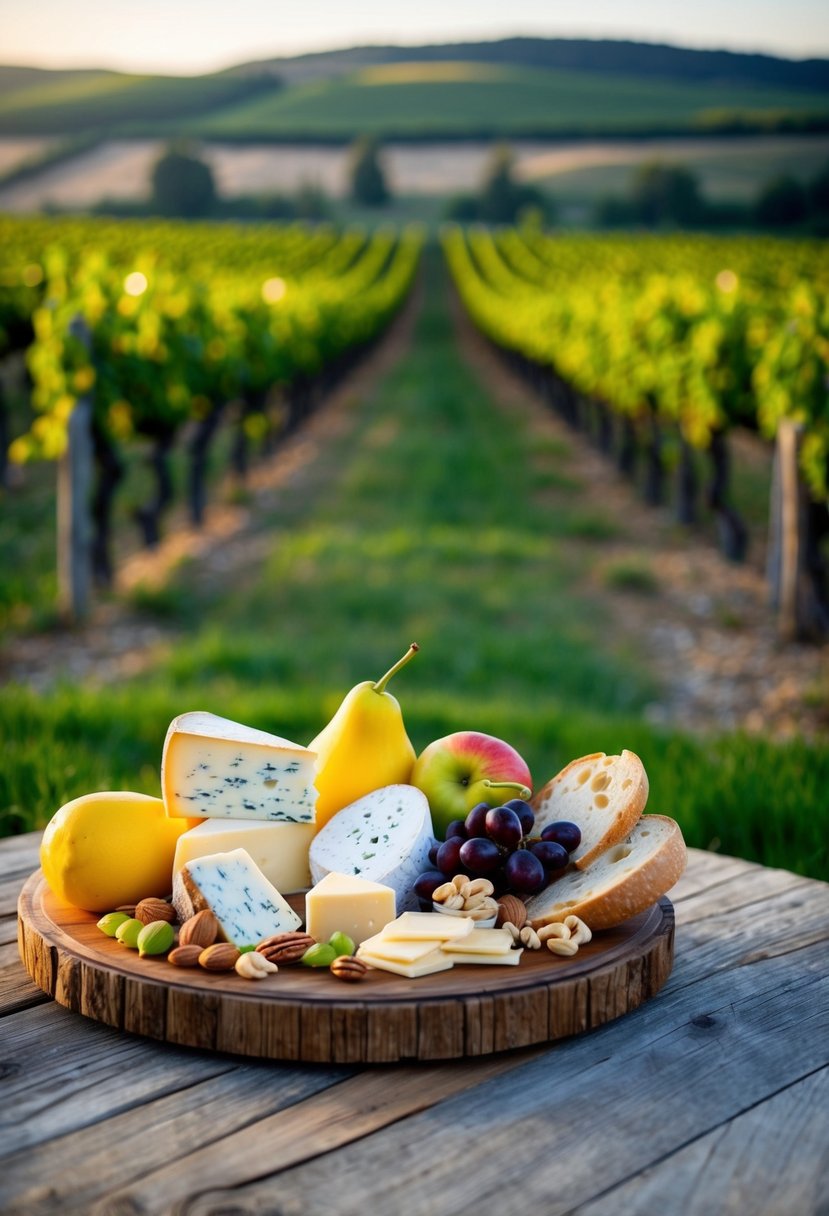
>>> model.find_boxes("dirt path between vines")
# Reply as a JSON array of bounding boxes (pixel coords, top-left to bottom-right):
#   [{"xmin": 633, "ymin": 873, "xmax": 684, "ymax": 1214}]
[
  {"xmin": 452, "ymin": 293, "xmax": 828, "ymax": 740},
  {"xmin": 2, "ymin": 276, "xmax": 424, "ymax": 692}
]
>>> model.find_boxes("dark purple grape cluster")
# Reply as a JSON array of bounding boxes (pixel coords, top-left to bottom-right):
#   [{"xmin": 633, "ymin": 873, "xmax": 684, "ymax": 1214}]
[{"xmin": 413, "ymin": 802, "xmax": 582, "ymax": 902}]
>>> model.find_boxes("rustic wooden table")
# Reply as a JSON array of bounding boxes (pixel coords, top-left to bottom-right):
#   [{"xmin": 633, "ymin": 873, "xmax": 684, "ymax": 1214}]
[{"xmin": 1, "ymin": 832, "xmax": 827, "ymax": 1215}]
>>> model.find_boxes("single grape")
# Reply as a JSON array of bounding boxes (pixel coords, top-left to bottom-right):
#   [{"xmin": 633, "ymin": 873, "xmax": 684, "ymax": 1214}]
[
  {"xmin": 504, "ymin": 798, "xmax": 535, "ymax": 836},
  {"xmin": 428, "ymin": 843, "xmax": 439, "ymax": 866},
  {"xmin": 464, "ymin": 801, "xmax": 490, "ymax": 838},
  {"xmin": 540, "ymin": 821, "xmax": 582, "ymax": 853},
  {"xmin": 436, "ymin": 837, "xmax": 465, "ymax": 876},
  {"xmin": 459, "ymin": 836, "xmax": 502, "ymax": 875},
  {"xmin": 504, "ymin": 849, "xmax": 546, "ymax": 894},
  {"xmin": 445, "ymin": 819, "xmax": 468, "ymax": 841},
  {"xmin": 413, "ymin": 870, "xmax": 447, "ymax": 909},
  {"xmin": 530, "ymin": 840, "xmax": 570, "ymax": 871},
  {"xmin": 485, "ymin": 805, "xmax": 523, "ymax": 850}
]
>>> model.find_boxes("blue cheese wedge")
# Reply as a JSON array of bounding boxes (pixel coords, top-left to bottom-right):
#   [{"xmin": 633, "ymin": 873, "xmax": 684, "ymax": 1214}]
[
  {"xmin": 309, "ymin": 784, "xmax": 433, "ymax": 912},
  {"xmin": 171, "ymin": 847, "xmax": 301, "ymax": 947},
  {"xmin": 162, "ymin": 711, "xmax": 317, "ymax": 823}
]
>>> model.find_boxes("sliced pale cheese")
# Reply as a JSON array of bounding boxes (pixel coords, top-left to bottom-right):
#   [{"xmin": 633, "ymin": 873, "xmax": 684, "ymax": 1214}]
[
  {"xmin": 162, "ymin": 711, "xmax": 317, "ymax": 823},
  {"xmin": 359, "ymin": 948, "xmax": 455, "ymax": 979},
  {"xmin": 171, "ymin": 847, "xmax": 301, "ymax": 948},
  {"xmin": 441, "ymin": 928, "xmax": 515, "ymax": 956},
  {"xmin": 440, "ymin": 949, "xmax": 523, "ymax": 966},
  {"xmin": 379, "ymin": 911, "xmax": 474, "ymax": 942},
  {"xmin": 173, "ymin": 818, "xmax": 314, "ymax": 894},
  {"xmin": 309, "ymin": 785, "xmax": 433, "ymax": 912},
  {"xmin": 357, "ymin": 933, "xmax": 441, "ymax": 965},
  {"xmin": 305, "ymin": 871, "xmax": 396, "ymax": 946}
]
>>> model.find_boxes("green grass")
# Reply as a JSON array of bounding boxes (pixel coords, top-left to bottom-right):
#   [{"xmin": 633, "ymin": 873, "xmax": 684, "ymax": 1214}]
[
  {"xmin": 1, "ymin": 249, "xmax": 827, "ymax": 882},
  {"xmin": 197, "ymin": 63, "xmax": 829, "ymax": 140}
]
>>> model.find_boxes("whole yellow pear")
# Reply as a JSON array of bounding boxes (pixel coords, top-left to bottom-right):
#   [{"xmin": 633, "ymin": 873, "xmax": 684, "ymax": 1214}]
[
  {"xmin": 40, "ymin": 791, "xmax": 196, "ymax": 912},
  {"xmin": 309, "ymin": 643, "xmax": 419, "ymax": 831}
]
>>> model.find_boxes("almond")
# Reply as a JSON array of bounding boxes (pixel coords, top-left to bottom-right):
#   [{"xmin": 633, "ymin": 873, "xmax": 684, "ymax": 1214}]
[
  {"xmin": 167, "ymin": 944, "xmax": 203, "ymax": 968},
  {"xmin": 179, "ymin": 909, "xmax": 219, "ymax": 948},
  {"xmin": 199, "ymin": 943, "xmax": 241, "ymax": 971},
  {"xmin": 496, "ymin": 895, "xmax": 527, "ymax": 931},
  {"xmin": 135, "ymin": 897, "xmax": 176, "ymax": 926}
]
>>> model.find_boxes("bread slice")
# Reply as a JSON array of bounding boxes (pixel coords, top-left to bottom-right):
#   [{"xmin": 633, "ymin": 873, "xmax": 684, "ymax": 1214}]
[
  {"xmin": 524, "ymin": 814, "xmax": 686, "ymax": 931},
  {"xmin": 531, "ymin": 750, "xmax": 649, "ymax": 870}
]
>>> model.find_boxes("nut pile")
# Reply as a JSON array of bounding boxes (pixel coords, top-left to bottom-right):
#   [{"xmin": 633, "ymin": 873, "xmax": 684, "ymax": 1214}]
[
  {"xmin": 503, "ymin": 915, "xmax": 592, "ymax": 957},
  {"xmin": 433, "ymin": 876, "xmax": 499, "ymax": 922}
]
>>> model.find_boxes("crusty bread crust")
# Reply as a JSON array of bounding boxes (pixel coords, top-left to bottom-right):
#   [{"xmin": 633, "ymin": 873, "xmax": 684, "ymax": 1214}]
[
  {"xmin": 531, "ymin": 750, "xmax": 649, "ymax": 870},
  {"xmin": 525, "ymin": 814, "xmax": 686, "ymax": 931}
]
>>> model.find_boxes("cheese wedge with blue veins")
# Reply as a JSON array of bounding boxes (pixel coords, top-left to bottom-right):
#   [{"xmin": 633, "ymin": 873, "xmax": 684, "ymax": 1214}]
[
  {"xmin": 162, "ymin": 711, "xmax": 317, "ymax": 823},
  {"xmin": 309, "ymin": 784, "xmax": 433, "ymax": 912},
  {"xmin": 172, "ymin": 847, "xmax": 301, "ymax": 947}
]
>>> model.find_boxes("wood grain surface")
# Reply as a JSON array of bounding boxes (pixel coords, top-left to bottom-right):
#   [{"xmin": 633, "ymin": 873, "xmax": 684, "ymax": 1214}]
[
  {"xmin": 2, "ymin": 835, "xmax": 827, "ymax": 1216},
  {"xmin": 17, "ymin": 870, "xmax": 675, "ymax": 1062}
]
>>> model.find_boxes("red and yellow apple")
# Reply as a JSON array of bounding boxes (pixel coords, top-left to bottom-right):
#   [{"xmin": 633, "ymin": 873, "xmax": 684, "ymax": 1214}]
[{"xmin": 411, "ymin": 731, "xmax": 532, "ymax": 839}]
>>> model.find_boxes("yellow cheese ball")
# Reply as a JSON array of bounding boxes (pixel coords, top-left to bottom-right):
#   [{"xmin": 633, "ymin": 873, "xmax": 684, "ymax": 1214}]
[{"xmin": 40, "ymin": 791, "xmax": 196, "ymax": 912}]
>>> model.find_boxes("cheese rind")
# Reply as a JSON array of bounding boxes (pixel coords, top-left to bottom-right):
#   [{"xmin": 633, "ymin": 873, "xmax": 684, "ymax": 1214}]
[
  {"xmin": 162, "ymin": 711, "xmax": 317, "ymax": 824},
  {"xmin": 379, "ymin": 911, "xmax": 474, "ymax": 942},
  {"xmin": 173, "ymin": 819, "xmax": 314, "ymax": 894},
  {"xmin": 309, "ymin": 785, "xmax": 433, "ymax": 913},
  {"xmin": 358, "ymin": 948, "xmax": 455, "ymax": 978},
  {"xmin": 305, "ymin": 871, "xmax": 396, "ymax": 946},
  {"xmin": 171, "ymin": 847, "xmax": 301, "ymax": 947}
]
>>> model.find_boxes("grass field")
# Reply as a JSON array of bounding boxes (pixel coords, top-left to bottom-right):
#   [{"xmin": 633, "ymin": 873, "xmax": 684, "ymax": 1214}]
[
  {"xmin": 1, "ymin": 250, "xmax": 827, "ymax": 882},
  {"xmin": 198, "ymin": 62, "xmax": 829, "ymax": 140}
]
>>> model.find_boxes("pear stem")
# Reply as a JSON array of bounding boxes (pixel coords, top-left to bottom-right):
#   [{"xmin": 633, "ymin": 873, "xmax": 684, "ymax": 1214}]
[
  {"xmin": 482, "ymin": 779, "xmax": 532, "ymax": 799},
  {"xmin": 373, "ymin": 642, "xmax": 419, "ymax": 694}
]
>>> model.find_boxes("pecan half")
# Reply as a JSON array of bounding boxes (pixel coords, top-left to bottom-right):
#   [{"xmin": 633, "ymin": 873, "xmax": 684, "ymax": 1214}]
[
  {"xmin": 256, "ymin": 931, "xmax": 316, "ymax": 964},
  {"xmin": 330, "ymin": 955, "xmax": 369, "ymax": 982}
]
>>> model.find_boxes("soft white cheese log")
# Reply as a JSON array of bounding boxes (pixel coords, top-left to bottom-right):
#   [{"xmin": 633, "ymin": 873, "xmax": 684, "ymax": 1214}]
[
  {"xmin": 172, "ymin": 847, "xmax": 301, "ymax": 947},
  {"xmin": 309, "ymin": 784, "xmax": 432, "ymax": 913},
  {"xmin": 162, "ymin": 711, "xmax": 317, "ymax": 823},
  {"xmin": 173, "ymin": 819, "xmax": 314, "ymax": 894}
]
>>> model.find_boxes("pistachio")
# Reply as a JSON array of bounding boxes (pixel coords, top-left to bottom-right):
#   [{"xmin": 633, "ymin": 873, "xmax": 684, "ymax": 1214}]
[
  {"xmin": 114, "ymin": 918, "xmax": 143, "ymax": 950},
  {"xmin": 301, "ymin": 942, "xmax": 338, "ymax": 968},
  {"xmin": 137, "ymin": 920, "xmax": 176, "ymax": 958},
  {"xmin": 97, "ymin": 911, "xmax": 130, "ymax": 938},
  {"xmin": 328, "ymin": 931, "xmax": 356, "ymax": 957}
]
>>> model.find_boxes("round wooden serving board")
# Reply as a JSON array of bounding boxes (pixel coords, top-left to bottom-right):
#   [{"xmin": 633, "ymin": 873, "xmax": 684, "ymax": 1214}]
[{"xmin": 18, "ymin": 871, "xmax": 675, "ymax": 1063}]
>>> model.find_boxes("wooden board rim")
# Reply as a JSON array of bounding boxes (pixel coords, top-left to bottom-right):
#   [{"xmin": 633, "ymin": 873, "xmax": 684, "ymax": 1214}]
[{"xmin": 18, "ymin": 870, "xmax": 675, "ymax": 1062}]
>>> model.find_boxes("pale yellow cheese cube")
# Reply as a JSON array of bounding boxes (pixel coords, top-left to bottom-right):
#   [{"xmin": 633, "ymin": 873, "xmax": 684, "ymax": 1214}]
[
  {"xmin": 174, "ymin": 819, "xmax": 314, "ymax": 894},
  {"xmin": 379, "ymin": 911, "xmax": 474, "ymax": 942},
  {"xmin": 441, "ymin": 928, "xmax": 514, "ymax": 956},
  {"xmin": 358, "ymin": 948, "xmax": 454, "ymax": 978},
  {"xmin": 305, "ymin": 871, "xmax": 396, "ymax": 946}
]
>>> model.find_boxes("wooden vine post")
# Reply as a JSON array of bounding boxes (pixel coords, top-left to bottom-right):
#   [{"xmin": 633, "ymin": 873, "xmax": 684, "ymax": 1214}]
[
  {"xmin": 57, "ymin": 317, "xmax": 93, "ymax": 623},
  {"xmin": 768, "ymin": 420, "xmax": 828, "ymax": 642}
]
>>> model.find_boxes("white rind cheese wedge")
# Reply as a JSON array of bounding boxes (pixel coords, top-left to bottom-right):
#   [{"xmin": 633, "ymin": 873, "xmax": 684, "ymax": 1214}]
[
  {"xmin": 173, "ymin": 819, "xmax": 314, "ymax": 894},
  {"xmin": 359, "ymin": 948, "xmax": 454, "ymax": 978},
  {"xmin": 162, "ymin": 711, "xmax": 317, "ymax": 824},
  {"xmin": 357, "ymin": 933, "xmax": 441, "ymax": 964},
  {"xmin": 379, "ymin": 911, "xmax": 474, "ymax": 942},
  {"xmin": 309, "ymin": 784, "xmax": 433, "ymax": 913},
  {"xmin": 305, "ymin": 871, "xmax": 396, "ymax": 946},
  {"xmin": 441, "ymin": 928, "xmax": 514, "ymax": 955},
  {"xmin": 171, "ymin": 847, "xmax": 301, "ymax": 947},
  {"xmin": 440, "ymin": 949, "xmax": 523, "ymax": 966}
]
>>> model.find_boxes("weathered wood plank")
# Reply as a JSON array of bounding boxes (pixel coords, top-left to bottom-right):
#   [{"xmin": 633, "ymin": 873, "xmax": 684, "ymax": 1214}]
[
  {"xmin": 571, "ymin": 1065, "xmax": 829, "ymax": 1216},
  {"xmin": 157, "ymin": 945, "xmax": 827, "ymax": 1216},
  {"xmin": 86, "ymin": 1052, "xmax": 537, "ymax": 1216}
]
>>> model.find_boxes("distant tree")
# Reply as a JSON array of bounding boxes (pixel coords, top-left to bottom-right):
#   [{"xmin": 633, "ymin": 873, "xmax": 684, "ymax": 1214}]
[
  {"xmin": 477, "ymin": 144, "xmax": 550, "ymax": 224},
  {"xmin": 807, "ymin": 160, "xmax": 829, "ymax": 217},
  {"xmin": 151, "ymin": 145, "xmax": 216, "ymax": 218},
  {"xmin": 630, "ymin": 161, "xmax": 704, "ymax": 227},
  {"xmin": 444, "ymin": 192, "xmax": 481, "ymax": 222},
  {"xmin": 348, "ymin": 137, "xmax": 389, "ymax": 206},
  {"xmin": 295, "ymin": 182, "xmax": 330, "ymax": 221},
  {"xmin": 754, "ymin": 175, "xmax": 809, "ymax": 228}
]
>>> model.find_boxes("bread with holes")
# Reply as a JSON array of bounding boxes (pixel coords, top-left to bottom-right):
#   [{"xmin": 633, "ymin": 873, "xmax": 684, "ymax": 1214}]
[
  {"xmin": 531, "ymin": 749, "xmax": 649, "ymax": 870},
  {"xmin": 524, "ymin": 814, "xmax": 686, "ymax": 930}
]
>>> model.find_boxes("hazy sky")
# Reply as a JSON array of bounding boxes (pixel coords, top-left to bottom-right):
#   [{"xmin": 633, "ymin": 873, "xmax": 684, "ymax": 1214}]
[{"xmin": 2, "ymin": 0, "xmax": 829, "ymax": 74}]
